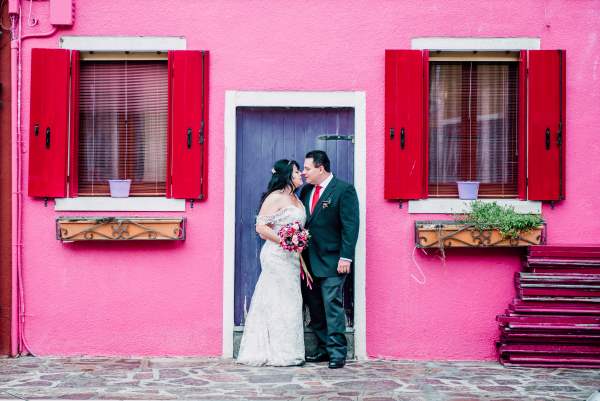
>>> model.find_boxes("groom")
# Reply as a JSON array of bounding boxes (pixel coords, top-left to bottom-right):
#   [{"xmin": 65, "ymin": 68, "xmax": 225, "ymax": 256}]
[{"xmin": 300, "ymin": 150, "xmax": 359, "ymax": 369}]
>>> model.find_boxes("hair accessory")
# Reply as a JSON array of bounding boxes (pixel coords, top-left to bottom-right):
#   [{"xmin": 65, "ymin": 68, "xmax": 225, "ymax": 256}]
[{"xmin": 271, "ymin": 168, "xmax": 276, "ymax": 174}]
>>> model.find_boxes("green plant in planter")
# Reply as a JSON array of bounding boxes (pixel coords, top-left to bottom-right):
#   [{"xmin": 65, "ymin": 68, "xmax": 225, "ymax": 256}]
[{"xmin": 457, "ymin": 201, "xmax": 544, "ymax": 239}]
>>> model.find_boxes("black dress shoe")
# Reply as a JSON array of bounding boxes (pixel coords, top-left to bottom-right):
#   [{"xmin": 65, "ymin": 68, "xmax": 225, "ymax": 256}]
[
  {"xmin": 328, "ymin": 359, "xmax": 345, "ymax": 369},
  {"xmin": 305, "ymin": 352, "xmax": 329, "ymax": 363}
]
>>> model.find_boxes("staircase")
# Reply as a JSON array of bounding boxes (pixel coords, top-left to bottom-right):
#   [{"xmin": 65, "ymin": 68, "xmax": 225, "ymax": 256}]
[{"xmin": 497, "ymin": 245, "xmax": 600, "ymax": 368}]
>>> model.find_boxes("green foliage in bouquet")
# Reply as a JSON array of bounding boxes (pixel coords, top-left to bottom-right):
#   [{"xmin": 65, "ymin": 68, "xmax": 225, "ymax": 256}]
[{"xmin": 457, "ymin": 201, "xmax": 544, "ymax": 239}]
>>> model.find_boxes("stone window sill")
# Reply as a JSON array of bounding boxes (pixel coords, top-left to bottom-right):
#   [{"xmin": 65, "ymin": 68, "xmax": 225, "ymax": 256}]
[
  {"xmin": 408, "ymin": 199, "xmax": 542, "ymax": 214},
  {"xmin": 54, "ymin": 197, "xmax": 186, "ymax": 212}
]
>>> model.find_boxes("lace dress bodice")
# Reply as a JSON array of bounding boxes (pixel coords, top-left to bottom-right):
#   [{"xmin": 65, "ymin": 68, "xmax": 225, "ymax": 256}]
[
  {"xmin": 236, "ymin": 205, "xmax": 306, "ymax": 366},
  {"xmin": 255, "ymin": 205, "xmax": 307, "ymax": 259},
  {"xmin": 255, "ymin": 205, "xmax": 306, "ymax": 232}
]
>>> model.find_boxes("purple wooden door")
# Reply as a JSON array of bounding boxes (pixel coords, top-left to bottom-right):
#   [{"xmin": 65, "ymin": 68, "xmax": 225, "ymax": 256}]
[{"xmin": 235, "ymin": 107, "xmax": 355, "ymax": 326}]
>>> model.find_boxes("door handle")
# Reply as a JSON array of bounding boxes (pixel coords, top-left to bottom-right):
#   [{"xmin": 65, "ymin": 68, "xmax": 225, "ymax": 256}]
[
  {"xmin": 400, "ymin": 127, "xmax": 405, "ymax": 149},
  {"xmin": 45, "ymin": 127, "xmax": 50, "ymax": 148},
  {"xmin": 34, "ymin": 124, "xmax": 39, "ymax": 136},
  {"xmin": 390, "ymin": 128, "xmax": 394, "ymax": 140},
  {"xmin": 187, "ymin": 128, "xmax": 192, "ymax": 149},
  {"xmin": 545, "ymin": 128, "xmax": 551, "ymax": 150}
]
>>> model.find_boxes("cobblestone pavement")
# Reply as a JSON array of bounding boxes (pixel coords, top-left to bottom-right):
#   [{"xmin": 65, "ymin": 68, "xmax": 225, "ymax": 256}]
[{"xmin": 0, "ymin": 357, "xmax": 598, "ymax": 401}]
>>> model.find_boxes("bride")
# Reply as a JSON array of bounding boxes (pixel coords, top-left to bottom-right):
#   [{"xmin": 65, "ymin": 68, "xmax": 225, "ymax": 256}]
[{"xmin": 236, "ymin": 159, "xmax": 306, "ymax": 366}]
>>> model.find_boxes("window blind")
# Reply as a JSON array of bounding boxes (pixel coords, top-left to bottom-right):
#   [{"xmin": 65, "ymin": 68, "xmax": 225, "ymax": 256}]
[
  {"xmin": 78, "ymin": 60, "xmax": 168, "ymax": 196},
  {"xmin": 428, "ymin": 62, "xmax": 519, "ymax": 197}
]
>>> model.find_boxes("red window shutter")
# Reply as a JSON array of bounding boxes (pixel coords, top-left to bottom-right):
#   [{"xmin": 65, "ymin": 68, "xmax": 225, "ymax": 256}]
[
  {"xmin": 69, "ymin": 50, "xmax": 80, "ymax": 197},
  {"xmin": 527, "ymin": 50, "xmax": 566, "ymax": 201},
  {"xmin": 384, "ymin": 50, "xmax": 426, "ymax": 200},
  {"xmin": 167, "ymin": 50, "xmax": 209, "ymax": 200},
  {"xmin": 28, "ymin": 48, "xmax": 70, "ymax": 198}
]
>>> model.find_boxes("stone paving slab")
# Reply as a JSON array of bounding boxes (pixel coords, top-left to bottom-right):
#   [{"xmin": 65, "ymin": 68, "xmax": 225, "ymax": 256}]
[{"xmin": 0, "ymin": 357, "xmax": 598, "ymax": 400}]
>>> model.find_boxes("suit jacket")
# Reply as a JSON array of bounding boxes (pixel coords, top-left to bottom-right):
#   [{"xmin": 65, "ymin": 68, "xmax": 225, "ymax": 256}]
[{"xmin": 300, "ymin": 176, "xmax": 359, "ymax": 277}]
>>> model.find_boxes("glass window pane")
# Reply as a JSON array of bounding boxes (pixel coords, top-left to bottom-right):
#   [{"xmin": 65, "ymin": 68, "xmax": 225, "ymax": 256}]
[
  {"xmin": 428, "ymin": 62, "xmax": 518, "ymax": 197},
  {"xmin": 78, "ymin": 60, "xmax": 168, "ymax": 196}
]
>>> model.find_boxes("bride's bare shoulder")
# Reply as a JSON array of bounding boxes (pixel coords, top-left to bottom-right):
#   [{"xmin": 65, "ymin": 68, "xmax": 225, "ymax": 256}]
[
  {"xmin": 263, "ymin": 191, "xmax": 287, "ymax": 204},
  {"xmin": 259, "ymin": 192, "xmax": 287, "ymax": 215}
]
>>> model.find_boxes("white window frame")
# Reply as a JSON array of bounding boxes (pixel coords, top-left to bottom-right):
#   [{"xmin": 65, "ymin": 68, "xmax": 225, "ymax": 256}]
[
  {"xmin": 55, "ymin": 36, "xmax": 186, "ymax": 212},
  {"xmin": 409, "ymin": 37, "xmax": 542, "ymax": 214}
]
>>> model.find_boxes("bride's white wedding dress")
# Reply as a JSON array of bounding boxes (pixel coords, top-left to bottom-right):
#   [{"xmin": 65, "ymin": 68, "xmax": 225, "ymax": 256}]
[{"xmin": 236, "ymin": 205, "xmax": 306, "ymax": 366}]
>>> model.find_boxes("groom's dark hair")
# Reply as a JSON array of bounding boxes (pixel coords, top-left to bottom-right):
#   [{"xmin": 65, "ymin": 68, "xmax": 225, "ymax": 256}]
[{"xmin": 305, "ymin": 150, "xmax": 331, "ymax": 172}]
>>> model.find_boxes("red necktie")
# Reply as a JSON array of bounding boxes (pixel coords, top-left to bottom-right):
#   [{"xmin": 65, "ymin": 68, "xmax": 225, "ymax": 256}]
[{"xmin": 310, "ymin": 185, "xmax": 321, "ymax": 214}]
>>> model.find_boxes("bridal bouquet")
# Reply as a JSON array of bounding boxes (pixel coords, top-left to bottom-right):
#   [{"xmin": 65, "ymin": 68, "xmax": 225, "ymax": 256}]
[{"xmin": 277, "ymin": 221, "xmax": 313, "ymax": 289}]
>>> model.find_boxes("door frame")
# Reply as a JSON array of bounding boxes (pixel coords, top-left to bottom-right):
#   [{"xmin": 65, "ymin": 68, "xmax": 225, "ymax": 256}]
[{"xmin": 223, "ymin": 91, "xmax": 367, "ymax": 359}]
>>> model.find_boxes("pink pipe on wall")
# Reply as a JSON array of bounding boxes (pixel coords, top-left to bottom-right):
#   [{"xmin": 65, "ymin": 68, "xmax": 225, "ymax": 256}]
[
  {"xmin": 9, "ymin": 0, "xmax": 61, "ymax": 356},
  {"xmin": 21, "ymin": 26, "xmax": 56, "ymax": 41},
  {"xmin": 9, "ymin": 8, "xmax": 19, "ymax": 357}
]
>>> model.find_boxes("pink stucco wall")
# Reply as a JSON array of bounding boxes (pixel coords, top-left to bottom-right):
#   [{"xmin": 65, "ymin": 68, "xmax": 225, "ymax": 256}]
[{"xmin": 14, "ymin": 0, "xmax": 600, "ymax": 358}]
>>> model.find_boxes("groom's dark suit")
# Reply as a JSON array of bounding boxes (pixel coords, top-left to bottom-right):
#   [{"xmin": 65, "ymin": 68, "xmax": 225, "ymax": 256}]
[{"xmin": 300, "ymin": 176, "xmax": 359, "ymax": 362}]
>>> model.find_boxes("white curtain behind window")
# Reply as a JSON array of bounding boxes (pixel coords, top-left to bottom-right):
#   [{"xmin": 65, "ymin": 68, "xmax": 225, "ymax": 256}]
[
  {"xmin": 78, "ymin": 60, "xmax": 168, "ymax": 196},
  {"xmin": 429, "ymin": 62, "xmax": 518, "ymax": 197}
]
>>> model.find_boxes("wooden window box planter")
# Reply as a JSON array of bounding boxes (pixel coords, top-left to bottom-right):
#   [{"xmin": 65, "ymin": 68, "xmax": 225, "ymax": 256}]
[
  {"xmin": 56, "ymin": 217, "xmax": 186, "ymax": 242},
  {"xmin": 415, "ymin": 220, "xmax": 545, "ymax": 249}
]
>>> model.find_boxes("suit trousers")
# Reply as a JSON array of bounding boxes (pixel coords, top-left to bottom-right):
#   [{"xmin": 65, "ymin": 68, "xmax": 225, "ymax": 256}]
[{"xmin": 302, "ymin": 274, "xmax": 347, "ymax": 361}]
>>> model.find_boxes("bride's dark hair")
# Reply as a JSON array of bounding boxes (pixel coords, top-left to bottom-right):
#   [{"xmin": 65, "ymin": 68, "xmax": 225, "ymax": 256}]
[{"xmin": 258, "ymin": 159, "xmax": 300, "ymax": 209}]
